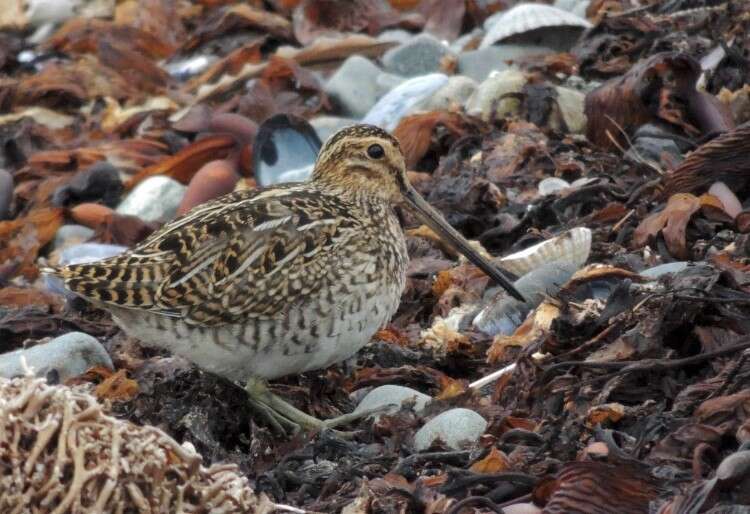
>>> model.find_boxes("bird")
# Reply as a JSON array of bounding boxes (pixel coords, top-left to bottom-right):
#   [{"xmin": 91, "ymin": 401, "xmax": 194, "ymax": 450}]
[{"xmin": 45, "ymin": 124, "xmax": 524, "ymax": 433}]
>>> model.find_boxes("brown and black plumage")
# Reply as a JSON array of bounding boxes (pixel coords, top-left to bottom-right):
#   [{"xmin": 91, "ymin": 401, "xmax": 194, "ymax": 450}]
[{"xmin": 46, "ymin": 124, "xmax": 523, "ymax": 432}]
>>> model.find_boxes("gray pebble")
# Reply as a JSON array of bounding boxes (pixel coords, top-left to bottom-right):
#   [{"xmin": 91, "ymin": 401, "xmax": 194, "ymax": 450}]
[
  {"xmin": 325, "ymin": 55, "xmax": 383, "ymax": 118},
  {"xmin": 353, "ymin": 385, "xmax": 431, "ymax": 420},
  {"xmin": 53, "ymin": 224, "xmax": 95, "ymax": 251},
  {"xmin": 376, "ymin": 72, "xmax": 407, "ymax": 93},
  {"xmin": 640, "ymin": 261, "xmax": 691, "ymax": 279},
  {"xmin": 0, "ymin": 169, "xmax": 13, "ymax": 220},
  {"xmin": 363, "ymin": 73, "xmax": 448, "ymax": 131},
  {"xmin": 0, "ymin": 332, "xmax": 113, "ymax": 382},
  {"xmin": 465, "ymin": 68, "xmax": 527, "ymax": 121},
  {"xmin": 382, "ymin": 33, "xmax": 451, "ymax": 78},
  {"xmin": 310, "ymin": 116, "xmax": 357, "ymax": 144},
  {"xmin": 415, "ymin": 75, "xmax": 478, "ymax": 112},
  {"xmin": 116, "ymin": 175, "xmax": 187, "ymax": 223},
  {"xmin": 414, "ymin": 408, "xmax": 487, "ymax": 451},
  {"xmin": 457, "ymin": 47, "xmax": 508, "ymax": 82},
  {"xmin": 377, "ymin": 29, "xmax": 415, "ymax": 45}
]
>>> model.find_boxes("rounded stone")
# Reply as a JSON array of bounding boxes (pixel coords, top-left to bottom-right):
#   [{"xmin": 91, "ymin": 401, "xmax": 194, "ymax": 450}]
[
  {"xmin": 0, "ymin": 332, "xmax": 113, "ymax": 382},
  {"xmin": 465, "ymin": 68, "xmax": 528, "ymax": 121},
  {"xmin": 414, "ymin": 408, "xmax": 488, "ymax": 451},
  {"xmin": 116, "ymin": 175, "xmax": 187, "ymax": 223},
  {"xmin": 381, "ymin": 33, "xmax": 451, "ymax": 78},
  {"xmin": 324, "ymin": 55, "xmax": 383, "ymax": 118},
  {"xmin": 53, "ymin": 224, "xmax": 95, "ymax": 251},
  {"xmin": 310, "ymin": 116, "xmax": 357, "ymax": 144},
  {"xmin": 353, "ymin": 385, "xmax": 431, "ymax": 420},
  {"xmin": 363, "ymin": 73, "xmax": 448, "ymax": 131},
  {"xmin": 538, "ymin": 177, "xmax": 571, "ymax": 196},
  {"xmin": 415, "ymin": 75, "xmax": 478, "ymax": 112}
]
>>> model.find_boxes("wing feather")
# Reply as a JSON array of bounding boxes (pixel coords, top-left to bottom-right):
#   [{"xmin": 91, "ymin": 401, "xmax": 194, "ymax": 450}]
[{"xmin": 51, "ymin": 186, "xmax": 362, "ymax": 326}]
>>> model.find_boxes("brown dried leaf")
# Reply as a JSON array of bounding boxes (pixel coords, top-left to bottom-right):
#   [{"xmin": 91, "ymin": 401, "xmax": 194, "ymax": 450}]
[
  {"xmin": 535, "ymin": 462, "xmax": 660, "ymax": 513},
  {"xmin": 435, "ymin": 375, "xmax": 467, "ymax": 400},
  {"xmin": 125, "ymin": 135, "xmax": 236, "ymax": 189},
  {"xmin": 187, "ymin": 3, "xmax": 292, "ymax": 51},
  {"xmin": 0, "ymin": 287, "xmax": 61, "ymax": 309},
  {"xmin": 293, "ymin": 0, "xmax": 411, "ymax": 46},
  {"xmin": 632, "ymin": 193, "xmax": 701, "ymax": 259},
  {"xmin": 186, "ymin": 38, "xmax": 265, "ymax": 91},
  {"xmin": 420, "ymin": 0, "xmax": 465, "ymax": 41},
  {"xmin": 44, "ymin": 18, "xmax": 175, "ymax": 59},
  {"xmin": 585, "ymin": 52, "xmax": 731, "ymax": 150},
  {"xmin": 585, "ymin": 402, "xmax": 626, "ymax": 428},
  {"xmin": 14, "ymin": 57, "xmax": 143, "ymax": 109},
  {"xmin": 470, "ymin": 447, "xmax": 511, "ymax": 474},
  {"xmin": 0, "ymin": 207, "xmax": 63, "ymax": 278},
  {"xmin": 394, "ymin": 112, "xmax": 472, "ymax": 169},
  {"xmin": 694, "ymin": 391, "xmax": 750, "ymax": 430},
  {"xmin": 94, "ymin": 369, "xmax": 139, "ymax": 402},
  {"xmin": 97, "ymin": 39, "xmax": 171, "ymax": 95},
  {"xmin": 661, "ymin": 122, "xmax": 750, "ymax": 197},
  {"xmin": 114, "ymin": 0, "xmax": 186, "ymax": 50}
]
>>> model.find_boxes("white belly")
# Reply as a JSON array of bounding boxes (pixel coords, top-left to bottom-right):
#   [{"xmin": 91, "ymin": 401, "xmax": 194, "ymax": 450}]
[{"xmin": 111, "ymin": 280, "xmax": 402, "ymax": 382}]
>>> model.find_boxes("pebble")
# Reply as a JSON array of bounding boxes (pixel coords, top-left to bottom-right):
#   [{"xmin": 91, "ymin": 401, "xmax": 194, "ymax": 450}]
[
  {"xmin": 640, "ymin": 261, "xmax": 691, "ymax": 279},
  {"xmin": 449, "ymin": 28, "xmax": 483, "ymax": 54},
  {"xmin": 177, "ymin": 160, "xmax": 239, "ymax": 216},
  {"xmin": 465, "ymin": 68, "xmax": 527, "ymax": 121},
  {"xmin": 538, "ymin": 177, "xmax": 571, "ymax": 196},
  {"xmin": 53, "ymin": 224, "xmax": 95, "ymax": 251},
  {"xmin": 474, "ymin": 260, "xmax": 579, "ymax": 336},
  {"xmin": 164, "ymin": 55, "xmax": 215, "ymax": 80},
  {"xmin": 324, "ymin": 55, "xmax": 384, "ymax": 118},
  {"xmin": 116, "ymin": 175, "xmax": 187, "ymax": 223},
  {"xmin": 363, "ymin": 73, "xmax": 448, "ymax": 131},
  {"xmin": 414, "ymin": 75, "xmax": 478, "ymax": 112},
  {"xmin": 52, "ymin": 161, "xmax": 123, "ymax": 207},
  {"xmin": 458, "ymin": 46, "xmax": 552, "ymax": 82},
  {"xmin": 377, "ymin": 29, "xmax": 414, "ymax": 45},
  {"xmin": 0, "ymin": 169, "xmax": 13, "ymax": 220},
  {"xmin": 60, "ymin": 242, "xmax": 128, "ymax": 265},
  {"xmin": 628, "ymin": 136, "xmax": 682, "ymax": 164},
  {"xmin": 310, "ymin": 116, "xmax": 356, "ymax": 143},
  {"xmin": 353, "ymin": 385, "xmax": 431, "ymax": 420},
  {"xmin": 376, "ymin": 72, "xmax": 407, "ymax": 93},
  {"xmin": 381, "ymin": 33, "xmax": 451, "ymax": 77},
  {"xmin": 0, "ymin": 332, "xmax": 113, "ymax": 383},
  {"xmin": 555, "ymin": 86, "xmax": 587, "ymax": 134},
  {"xmin": 414, "ymin": 408, "xmax": 488, "ymax": 451}
]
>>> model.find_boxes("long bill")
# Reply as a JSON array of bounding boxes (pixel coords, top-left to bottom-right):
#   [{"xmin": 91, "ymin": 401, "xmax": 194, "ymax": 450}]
[{"xmin": 403, "ymin": 186, "xmax": 526, "ymax": 303}]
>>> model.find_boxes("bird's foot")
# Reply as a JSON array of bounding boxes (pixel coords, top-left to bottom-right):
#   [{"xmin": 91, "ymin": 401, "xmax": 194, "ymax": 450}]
[{"xmin": 244, "ymin": 377, "xmax": 382, "ymax": 438}]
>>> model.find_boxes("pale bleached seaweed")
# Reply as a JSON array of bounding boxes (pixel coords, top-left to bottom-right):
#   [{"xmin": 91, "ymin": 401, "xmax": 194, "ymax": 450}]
[{"xmin": 0, "ymin": 375, "xmax": 273, "ymax": 514}]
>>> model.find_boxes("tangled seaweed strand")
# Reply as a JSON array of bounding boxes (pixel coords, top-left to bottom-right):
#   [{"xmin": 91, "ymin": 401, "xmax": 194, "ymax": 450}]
[{"xmin": 0, "ymin": 376, "xmax": 273, "ymax": 514}]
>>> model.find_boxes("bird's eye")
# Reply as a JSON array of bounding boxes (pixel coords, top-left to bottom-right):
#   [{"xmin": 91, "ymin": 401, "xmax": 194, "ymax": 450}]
[{"xmin": 367, "ymin": 144, "xmax": 384, "ymax": 159}]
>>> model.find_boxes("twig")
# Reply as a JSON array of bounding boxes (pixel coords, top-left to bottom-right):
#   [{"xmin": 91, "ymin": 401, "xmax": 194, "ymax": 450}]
[
  {"xmin": 469, "ymin": 363, "xmax": 517, "ymax": 390},
  {"xmin": 445, "ymin": 496, "xmax": 505, "ymax": 514},
  {"xmin": 392, "ymin": 450, "xmax": 472, "ymax": 475},
  {"xmin": 541, "ymin": 338, "xmax": 750, "ymax": 384}
]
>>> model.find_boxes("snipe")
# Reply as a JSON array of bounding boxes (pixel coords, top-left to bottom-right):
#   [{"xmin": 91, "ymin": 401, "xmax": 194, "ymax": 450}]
[{"xmin": 45, "ymin": 124, "xmax": 523, "ymax": 433}]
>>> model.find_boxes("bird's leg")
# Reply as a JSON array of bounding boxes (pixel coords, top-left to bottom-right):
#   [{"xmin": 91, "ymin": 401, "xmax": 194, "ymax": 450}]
[{"xmin": 244, "ymin": 377, "xmax": 389, "ymax": 436}]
